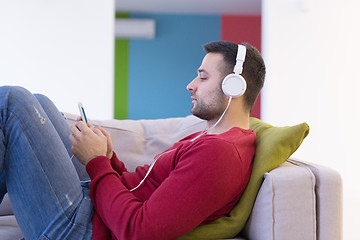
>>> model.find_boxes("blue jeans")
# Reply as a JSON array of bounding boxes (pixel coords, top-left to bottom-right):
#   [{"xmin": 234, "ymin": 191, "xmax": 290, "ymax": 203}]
[{"xmin": 0, "ymin": 86, "xmax": 93, "ymax": 240}]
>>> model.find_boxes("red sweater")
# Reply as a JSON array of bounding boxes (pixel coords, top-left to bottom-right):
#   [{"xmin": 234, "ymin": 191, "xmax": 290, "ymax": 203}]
[{"xmin": 86, "ymin": 127, "xmax": 256, "ymax": 240}]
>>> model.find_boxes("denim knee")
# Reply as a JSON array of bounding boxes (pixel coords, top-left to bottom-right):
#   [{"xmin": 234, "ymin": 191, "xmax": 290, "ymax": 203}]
[
  {"xmin": 0, "ymin": 86, "xmax": 34, "ymax": 106},
  {"xmin": 34, "ymin": 93, "xmax": 52, "ymax": 106}
]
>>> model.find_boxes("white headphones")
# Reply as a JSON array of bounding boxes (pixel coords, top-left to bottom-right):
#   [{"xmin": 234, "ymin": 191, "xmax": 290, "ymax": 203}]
[{"xmin": 221, "ymin": 44, "xmax": 247, "ymax": 98}]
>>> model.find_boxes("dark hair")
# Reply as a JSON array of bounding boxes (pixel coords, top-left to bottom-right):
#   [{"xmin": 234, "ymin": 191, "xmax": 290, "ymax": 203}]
[{"xmin": 203, "ymin": 41, "xmax": 266, "ymax": 113}]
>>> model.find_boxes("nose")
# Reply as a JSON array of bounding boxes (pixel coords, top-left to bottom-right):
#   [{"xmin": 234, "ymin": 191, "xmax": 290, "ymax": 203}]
[{"xmin": 186, "ymin": 78, "xmax": 197, "ymax": 92}]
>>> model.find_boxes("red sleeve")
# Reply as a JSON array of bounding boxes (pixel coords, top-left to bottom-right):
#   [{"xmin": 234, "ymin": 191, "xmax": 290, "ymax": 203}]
[
  {"xmin": 109, "ymin": 151, "xmax": 128, "ymax": 174},
  {"xmin": 86, "ymin": 139, "xmax": 250, "ymax": 240}
]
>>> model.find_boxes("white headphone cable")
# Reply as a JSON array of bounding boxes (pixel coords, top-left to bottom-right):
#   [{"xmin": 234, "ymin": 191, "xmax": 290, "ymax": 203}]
[
  {"xmin": 190, "ymin": 96, "xmax": 232, "ymax": 142},
  {"xmin": 130, "ymin": 148, "xmax": 176, "ymax": 192}
]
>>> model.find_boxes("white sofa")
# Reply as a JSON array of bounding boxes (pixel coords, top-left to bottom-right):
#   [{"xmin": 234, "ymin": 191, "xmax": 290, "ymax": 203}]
[{"xmin": 0, "ymin": 114, "xmax": 342, "ymax": 240}]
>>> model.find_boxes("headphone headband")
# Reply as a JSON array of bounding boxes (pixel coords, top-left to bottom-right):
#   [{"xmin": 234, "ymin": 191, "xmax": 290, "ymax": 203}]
[{"xmin": 233, "ymin": 45, "xmax": 246, "ymax": 75}]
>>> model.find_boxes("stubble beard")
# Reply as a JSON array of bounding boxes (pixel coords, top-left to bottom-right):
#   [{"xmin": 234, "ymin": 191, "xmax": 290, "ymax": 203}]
[{"xmin": 191, "ymin": 89, "xmax": 227, "ymax": 121}]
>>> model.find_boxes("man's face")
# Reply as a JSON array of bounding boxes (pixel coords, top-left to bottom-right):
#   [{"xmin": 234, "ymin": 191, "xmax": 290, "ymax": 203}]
[{"xmin": 186, "ymin": 52, "xmax": 228, "ymax": 121}]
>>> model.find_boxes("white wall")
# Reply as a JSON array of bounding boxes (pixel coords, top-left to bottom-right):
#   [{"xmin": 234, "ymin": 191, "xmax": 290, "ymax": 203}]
[
  {"xmin": 262, "ymin": 0, "xmax": 360, "ymax": 239},
  {"xmin": 0, "ymin": 0, "xmax": 115, "ymax": 120}
]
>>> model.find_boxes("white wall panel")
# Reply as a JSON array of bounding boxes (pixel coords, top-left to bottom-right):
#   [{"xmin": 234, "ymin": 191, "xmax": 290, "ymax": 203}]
[
  {"xmin": 262, "ymin": 0, "xmax": 360, "ymax": 239},
  {"xmin": 0, "ymin": 0, "xmax": 115, "ymax": 120}
]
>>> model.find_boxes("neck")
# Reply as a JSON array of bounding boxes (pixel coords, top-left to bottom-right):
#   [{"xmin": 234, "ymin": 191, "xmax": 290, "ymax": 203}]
[
  {"xmin": 207, "ymin": 114, "xmax": 249, "ymax": 134},
  {"xmin": 206, "ymin": 103, "xmax": 250, "ymax": 135}
]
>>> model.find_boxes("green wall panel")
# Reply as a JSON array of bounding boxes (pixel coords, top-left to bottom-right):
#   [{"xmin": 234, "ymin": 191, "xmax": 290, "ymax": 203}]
[{"xmin": 114, "ymin": 13, "xmax": 129, "ymax": 120}]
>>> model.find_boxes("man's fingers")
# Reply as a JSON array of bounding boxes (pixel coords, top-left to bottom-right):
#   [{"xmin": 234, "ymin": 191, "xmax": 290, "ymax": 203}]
[
  {"xmin": 69, "ymin": 132, "xmax": 76, "ymax": 143},
  {"xmin": 97, "ymin": 126, "xmax": 110, "ymax": 138},
  {"xmin": 76, "ymin": 121, "xmax": 89, "ymax": 131},
  {"xmin": 70, "ymin": 124, "xmax": 81, "ymax": 136},
  {"xmin": 92, "ymin": 127, "xmax": 105, "ymax": 138}
]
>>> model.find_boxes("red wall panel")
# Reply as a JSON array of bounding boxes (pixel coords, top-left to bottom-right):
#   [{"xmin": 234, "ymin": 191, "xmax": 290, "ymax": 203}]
[{"xmin": 221, "ymin": 15, "xmax": 262, "ymax": 119}]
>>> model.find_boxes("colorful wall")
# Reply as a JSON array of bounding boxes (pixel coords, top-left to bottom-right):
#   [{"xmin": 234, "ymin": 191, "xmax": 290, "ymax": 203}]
[{"xmin": 115, "ymin": 13, "xmax": 261, "ymax": 120}]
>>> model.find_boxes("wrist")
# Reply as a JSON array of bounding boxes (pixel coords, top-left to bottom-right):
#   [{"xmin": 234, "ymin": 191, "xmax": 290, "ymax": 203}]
[
  {"xmin": 82, "ymin": 153, "xmax": 106, "ymax": 166},
  {"xmin": 107, "ymin": 151, "xmax": 114, "ymax": 159}
]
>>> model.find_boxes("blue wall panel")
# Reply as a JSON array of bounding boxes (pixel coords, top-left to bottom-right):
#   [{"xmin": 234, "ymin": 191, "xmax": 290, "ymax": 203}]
[{"xmin": 129, "ymin": 14, "xmax": 220, "ymax": 119}]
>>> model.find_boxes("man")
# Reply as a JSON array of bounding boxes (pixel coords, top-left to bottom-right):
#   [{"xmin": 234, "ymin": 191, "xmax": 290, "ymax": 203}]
[{"xmin": 0, "ymin": 40, "xmax": 265, "ymax": 239}]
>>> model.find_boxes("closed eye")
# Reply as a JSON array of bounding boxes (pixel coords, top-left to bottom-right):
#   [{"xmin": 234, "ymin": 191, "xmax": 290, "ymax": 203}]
[{"xmin": 197, "ymin": 68, "xmax": 209, "ymax": 81}]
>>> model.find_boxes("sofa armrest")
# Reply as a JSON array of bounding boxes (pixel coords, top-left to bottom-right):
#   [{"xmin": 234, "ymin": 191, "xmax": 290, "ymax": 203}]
[
  {"xmin": 288, "ymin": 159, "xmax": 343, "ymax": 240},
  {"xmin": 241, "ymin": 160, "xmax": 317, "ymax": 240},
  {"xmin": 241, "ymin": 159, "xmax": 342, "ymax": 240}
]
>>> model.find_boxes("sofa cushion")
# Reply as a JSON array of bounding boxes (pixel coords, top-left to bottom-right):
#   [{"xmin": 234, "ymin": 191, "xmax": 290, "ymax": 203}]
[
  {"xmin": 178, "ymin": 118, "xmax": 310, "ymax": 240},
  {"xmin": 64, "ymin": 113, "xmax": 207, "ymax": 171},
  {"xmin": 0, "ymin": 194, "xmax": 13, "ymax": 216},
  {"xmin": 0, "ymin": 215, "xmax": 23, "ymax": 240}
]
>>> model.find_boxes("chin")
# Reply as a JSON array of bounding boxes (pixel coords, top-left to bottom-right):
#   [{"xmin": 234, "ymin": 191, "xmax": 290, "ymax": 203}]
[{"xmin": 191, "ymin": 111, "xmax": 212, "ymax": 121}]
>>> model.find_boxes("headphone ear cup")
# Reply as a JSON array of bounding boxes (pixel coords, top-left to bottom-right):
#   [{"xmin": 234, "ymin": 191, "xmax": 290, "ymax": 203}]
[{"xmin": 222, "ymin": 74, "xmax": 247, "ymax": 98}]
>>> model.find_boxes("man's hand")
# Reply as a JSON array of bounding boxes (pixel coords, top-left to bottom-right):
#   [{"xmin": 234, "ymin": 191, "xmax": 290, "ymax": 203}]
[
  {"xmin": 94, "ymin": 125, "xmax": 113, "ymax": 159},
  {"xmin": 69, "ymin": 121, "xmax": 108, "ymax": 165}
]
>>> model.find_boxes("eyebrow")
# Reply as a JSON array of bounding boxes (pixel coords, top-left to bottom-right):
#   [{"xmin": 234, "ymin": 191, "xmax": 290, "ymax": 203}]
[{"xmin": 197, "ymin": 69, "xmax": 208, "ymax": 74}]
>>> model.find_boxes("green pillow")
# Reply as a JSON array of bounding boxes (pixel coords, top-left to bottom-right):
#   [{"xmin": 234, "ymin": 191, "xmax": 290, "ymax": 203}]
[{"xmin": 178, "ymin": 118, "xmax": 310, "ymax": 240}]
